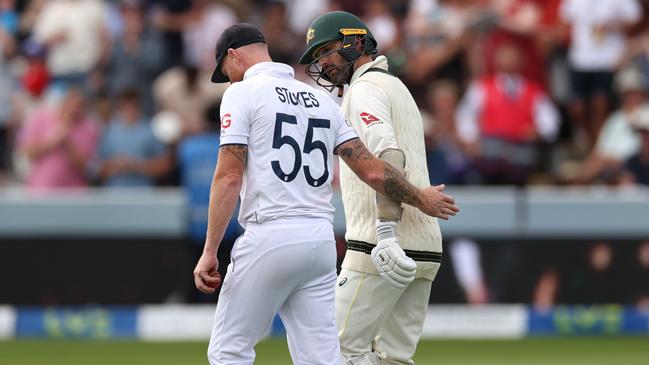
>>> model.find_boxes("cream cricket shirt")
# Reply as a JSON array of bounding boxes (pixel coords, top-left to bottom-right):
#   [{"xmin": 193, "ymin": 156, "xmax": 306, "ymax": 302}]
[
  {"xmin": 339, "ymin": 56, "xmax": 443, "ymax": 280},
  {"xmin": 219, "ymin": 62, "xmax": 357, "ymax": 228}
]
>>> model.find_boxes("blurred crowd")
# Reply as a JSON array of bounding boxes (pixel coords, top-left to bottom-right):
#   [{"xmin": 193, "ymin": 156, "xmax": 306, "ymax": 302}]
[
  {"xmin": 1, "ymin": 0, "xmax": 649, "ymax": 306},
  {"xmin": 0, "ymin": 0, "xmax": 648, "ymax": 190}
]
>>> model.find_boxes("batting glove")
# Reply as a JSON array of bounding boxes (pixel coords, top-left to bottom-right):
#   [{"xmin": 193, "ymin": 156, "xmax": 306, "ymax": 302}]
[{"xmin": 371, "ymin": 238, "xmax": 417, "ymax": 288}]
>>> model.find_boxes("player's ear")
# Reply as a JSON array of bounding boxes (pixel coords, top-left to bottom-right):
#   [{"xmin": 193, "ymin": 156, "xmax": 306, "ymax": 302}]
[
  {"xmin": 230, "ymin": 48, "xmax": 245, "ymax": 68},
  {"xmin": 227, "ymin": 48, "xmax": 237, "ymax": 64}
]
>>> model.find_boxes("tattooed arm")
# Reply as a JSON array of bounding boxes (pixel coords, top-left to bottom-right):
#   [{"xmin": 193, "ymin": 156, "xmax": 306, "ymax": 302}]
[
  {"xmin": 336, "ymin": 138, "xmax": 459, "ymax": 219},
  {"xmin": 194, "ymin": 144, "xmax": 246, "ymax": 294}
]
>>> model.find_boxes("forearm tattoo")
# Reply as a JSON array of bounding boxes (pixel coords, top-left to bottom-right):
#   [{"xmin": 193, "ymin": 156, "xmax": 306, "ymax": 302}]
[
  {"xmin": 340, "ymin": 139, "xmax": 419, "ymax": 205},
  {"xmin": 383, "ymin": 162, "xmax": 419, "ymax": 205},
  {"xmin": 338, "ymin": 139, "xmax": 374, "ymax": 161},
  {"xmin": 220, "ymin": 144, "xmax": 248, "ymax": 166}
]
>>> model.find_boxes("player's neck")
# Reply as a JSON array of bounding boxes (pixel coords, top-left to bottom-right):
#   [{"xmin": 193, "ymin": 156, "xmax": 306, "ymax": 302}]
[
  {"xmin": 244, "ymin": 53, "xmax": 273, "ymax": 70},
  {"xmin": 353, "ymin": 55, "xmax": 373, "ymax": 72}
]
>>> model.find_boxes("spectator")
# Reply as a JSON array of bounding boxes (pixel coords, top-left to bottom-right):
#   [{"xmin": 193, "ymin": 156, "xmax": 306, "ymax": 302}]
[
  {"xmin": 261, "ymin": 1, "xmax": 300, "ymax": 65},
  {"xmin": 560, "ymin": 0, "xmax": 642, "ymax": 152},
  {"xmin": 424, "ymin": 80, "xmax": 475, "ymax": 185},
  {"xmin": 534, "ymin": 241, "xmax": 625, "ymax": 306},
  {"xmin": 283, "ymin": 0, "xmax": 329, "ymax": 35},
  {"xmin": 152, "ymin": 63, "xmax": 222, "ymax": 135},
  {"xmin": 403, "ymin": 0, "xmax": 475, "ymax": 102},
  {"xmin": 622, "ymin": 107, "xmax": 649, "ymax": 185},
  {"xmin": 362, "ymin": 0, "xmax": 398, "ymax": 53},
  {"xmin": 20, "ymin": 40, "xmax": 49, "ymax": 98},
  {"xmin": 182, "ymin": 0, "xmax": 237, "ymax": 70},
  {"xmin": 0, "ymin": 0, "xmax": 16, "ymax": 183},
  {"xmin": 0, "ymin": 0, "xmax": 18, "ymax": 36},
  {"xmin": 479, "ymin": 0, "xmax": 546, "ymax": 86},
  {"xmin": 151, "ymin": 0, "xmax": 194, "ymax": 68},
  {"xmin": 564, "ymin": 242, "xmax": 624, "ymax": 303},
  {"xmin": 627, "ymin": 241, "xmax": 649, "ymax": 308},
  {"xmin": 449, "ymin": 238, "xmax": 489, "ymax": 304},
  {"xmin": 456, "ymin": 42, "xmax": 559, "ymax": 185},
  {"xmin": 95, "ymin": 88, "xmax": 171, "ymax": 187},
  {"xmin": 32, "ymin": 0, "xmax": 110, "ymax": 87},
  {"xmin": 18, "ymin": 87, "xmax": 99, "ymax": 190},
  {"xmin": 17, "ymin": 0, "xmax": 46, "ymax": 41},
  {"xmin": 104, "ymin": 0, "xmax": 165, "ymax": 117},
  {"xmin": 572, "ymin": 67, "xmax": 646, "ymax": 184}
]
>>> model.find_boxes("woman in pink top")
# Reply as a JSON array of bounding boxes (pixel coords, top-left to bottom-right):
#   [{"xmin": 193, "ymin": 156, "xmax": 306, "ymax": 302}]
[{"xmin": 19, "ymin": 88, "xmax": 99, "ymax": 190}]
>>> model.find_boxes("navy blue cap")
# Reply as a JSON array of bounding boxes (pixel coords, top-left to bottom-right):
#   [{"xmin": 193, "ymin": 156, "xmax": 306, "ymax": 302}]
[{"xmin": 211, "ymin": 23, "xmax": 266, "ymax": 83}]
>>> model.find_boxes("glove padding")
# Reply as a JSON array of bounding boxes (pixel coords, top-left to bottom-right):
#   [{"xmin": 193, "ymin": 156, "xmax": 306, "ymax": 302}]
[{"xmin": 371, "ymin": 238, "xmax": 417, "ymax": 288}]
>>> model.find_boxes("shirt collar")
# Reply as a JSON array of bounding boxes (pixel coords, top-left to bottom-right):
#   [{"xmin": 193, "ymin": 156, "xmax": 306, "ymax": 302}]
[
  {"xmin": 350, "ymin": 55, "xmax": 389, "ymax": 84},
  {"xmin": 244, "ymin": 62, "xmax": 294, "ymax": 80}
]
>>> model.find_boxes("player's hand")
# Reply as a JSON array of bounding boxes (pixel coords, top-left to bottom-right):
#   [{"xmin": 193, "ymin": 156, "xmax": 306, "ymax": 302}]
[
  {"xmin": 193, "ymin": 252, "xmax": 221, "ymax": 294},
  {"xmin": 417, "ymin": 184, "xmax": 459, "ymax": 220},
  {"xmin": 371, "ymin": 238, "xmax": 417, "ymax": 288}
]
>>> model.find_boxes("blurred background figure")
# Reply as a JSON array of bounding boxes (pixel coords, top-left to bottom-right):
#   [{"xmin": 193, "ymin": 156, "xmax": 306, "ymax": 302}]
[
  {"xmin": 362, "ymin": 0, "xmax": 398, "ymax": 54},
  {"xmin": 628, "ymin": 241, "xmax": 649, "ymax": 308},
  {"xmin": 0, "ymin": 0, "xmax": 17, "ymax": 185},
  {"xmin": 95, "ymin": 88, "xmax": 171, "ymax": 188},
  {"xmin": 423, "ymin": 79, "xmax": 475, "ymax": 185},
  {"xmin": 182, "ymin": 0, "xmax": 237, "ymax": 70},
  {"xmin": 149, "ymin": 0, "xmax": 193, "ymax": 68},
  {"xmin": 568, "ymin": 67, "xmax": 646, "ymax": 185},
  {"xmin": 560, "ymin": 0, "xmax": 641, "ymax": 153},
  {"xmin": 103, "ymin": 0, "xmax": 165, "ymax": 117},
  {"xmin": 18, "ymin": 87, "xmax": 98, "ymax": 190},
  {"xmin": 403, "ymin": 0, "xmax": 476, "ymax": 104},
  {"xmin": 260, "ymin": 0, "xmax": 300, "ymax": 65},
  {"xmin": 622, "ymin": 106, "xmax": 649, "ymax": 186},
  {"xmin": 32, "ymin": 0, "xmax": 110, "ymax": 89},
  {"xmin": 449, "ymin": 238, "xmax": 489, "ymax": 304},
  {"xmin": 456, "ymin": 42, "xmax": 559, "ymax": 185}
]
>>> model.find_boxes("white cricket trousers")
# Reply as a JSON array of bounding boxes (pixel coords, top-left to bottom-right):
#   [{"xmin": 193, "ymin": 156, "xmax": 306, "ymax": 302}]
[
  {"xmin": 336, "ymin": 269, "xmax": 433, "ymax": 365},
  {"xmin": 208, "ymin": 217, "xmax": 340, "ymax": 365}
]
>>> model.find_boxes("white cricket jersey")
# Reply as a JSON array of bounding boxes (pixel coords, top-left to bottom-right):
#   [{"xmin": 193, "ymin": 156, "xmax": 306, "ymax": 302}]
[{"xmin": 219, "ymin": 62, "xmax": 357, "ymax": 228}]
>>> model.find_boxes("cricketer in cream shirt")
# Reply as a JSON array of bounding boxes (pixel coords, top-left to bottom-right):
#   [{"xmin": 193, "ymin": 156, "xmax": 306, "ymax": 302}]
[{"xmin": 338, "ymin": 55, "xmax": 443, "ymax": 281}]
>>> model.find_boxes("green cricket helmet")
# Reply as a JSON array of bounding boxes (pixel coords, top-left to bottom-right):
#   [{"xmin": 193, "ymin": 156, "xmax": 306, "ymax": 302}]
[{"xmin": 300, "ymin": 11, "xmax": 377, "ymax": 92}]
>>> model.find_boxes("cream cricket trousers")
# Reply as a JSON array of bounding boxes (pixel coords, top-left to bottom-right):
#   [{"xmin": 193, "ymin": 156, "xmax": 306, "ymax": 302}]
[
  {"xmin": 208, "ymin": 218, "xmax": 340, "ymax": 365},
  {"xmin": 335, "ymin": 269, "xmax": 433, "ymax": 365}
]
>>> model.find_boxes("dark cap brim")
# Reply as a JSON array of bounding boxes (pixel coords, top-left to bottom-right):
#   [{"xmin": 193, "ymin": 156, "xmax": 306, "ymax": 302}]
[
  {"xmin": 210, "ymin": 38, "xmax": 267, "ymax": 83},
  {"xmin": 211, "ymin": 53, "xmax": 229, "ymax": 83}
]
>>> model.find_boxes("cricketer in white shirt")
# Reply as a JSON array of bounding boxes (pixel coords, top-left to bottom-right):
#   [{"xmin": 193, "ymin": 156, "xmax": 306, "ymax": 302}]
[
  {"xmin": 219, "ymin": 62, "xmax": 356, "ymax": 226},
  {"xmin": 208, "ymin": 61, "xmax": 355, "ymax": 365}
]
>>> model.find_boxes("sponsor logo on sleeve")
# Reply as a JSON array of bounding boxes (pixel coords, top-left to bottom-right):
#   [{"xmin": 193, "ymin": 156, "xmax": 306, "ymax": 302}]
[
  {"xmin": 221, "ymin": 114, "xmax": 232, "ymax": 129},
  {"xmin": 360, "ymin": 112, "xmax": 382, "ymax": 126}
]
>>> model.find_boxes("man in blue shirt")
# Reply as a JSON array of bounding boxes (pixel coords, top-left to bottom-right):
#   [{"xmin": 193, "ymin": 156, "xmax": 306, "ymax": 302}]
[{"xmin": 97, "ymin": 89, "xmax": 171, "ymax": 187}]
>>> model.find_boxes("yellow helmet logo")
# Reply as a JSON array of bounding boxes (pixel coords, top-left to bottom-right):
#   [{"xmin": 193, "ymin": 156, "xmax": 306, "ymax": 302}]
[
  {"xmin": 340, "ymin": 28, "xmax": 367, "ymax": 36},
  {"xmin": 306, "ymin": 28, "xmax": 315, "ymax": 44}
]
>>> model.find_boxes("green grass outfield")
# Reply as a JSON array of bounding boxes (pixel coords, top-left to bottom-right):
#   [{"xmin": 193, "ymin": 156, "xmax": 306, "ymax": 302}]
[{"xmin": 1, "ymin": 338, "xmax": 648, "ymax": 365}]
